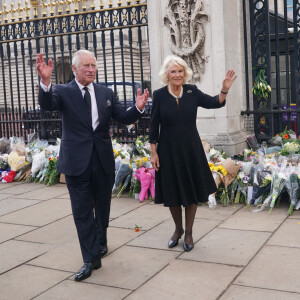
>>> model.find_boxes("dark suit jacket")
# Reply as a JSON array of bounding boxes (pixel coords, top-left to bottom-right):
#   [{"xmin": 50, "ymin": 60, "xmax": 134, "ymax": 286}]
[{"xmin": 39, "ymin": 79, "xmax": 142, "ymax": 176}]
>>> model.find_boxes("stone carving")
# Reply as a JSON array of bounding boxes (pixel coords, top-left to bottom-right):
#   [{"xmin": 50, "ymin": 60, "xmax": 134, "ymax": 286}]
[{"xmin": 164, "ymin": 0, "xmax": 208, "ymax": 81}]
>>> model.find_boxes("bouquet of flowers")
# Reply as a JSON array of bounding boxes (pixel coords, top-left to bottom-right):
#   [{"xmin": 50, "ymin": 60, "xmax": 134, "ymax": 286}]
[
  {"xmin": 10, "ymin": 136, "xmax": 26, "ymax": 156},
  {"xmin": 248, "ymin": 165, "xmax": 272, "ymax": 206},
  {"xmin": 209, "ymin": 163, "xmax": 227, "ymax": 177},
  {"xmin": 285, "ymin": 173, "xmax": 300, "ymax": 215},
  {"xmin": 112, "ymin": 140, "xmax": 131, "ymax": 160},
  {"xmin": 0, "ymin": 154, "xmax": 9, "ymax": 170},
  {"xmin": 134, "ymin": 136, "xmax": 151, "ymax": 157},
  {"xmin": 220, "ymin": 158, "xmax": 241, "ymax": 187},
  {"xmin": 208, "ymin": 148, "xmax": 227, "ymax": 164},
  {"xmin": 235, "ymin": 172, "xmax": 249, "ymax": 204},
  {"xmin": 7, "ymin": 151, "xmax": 26, "ymax": 172},
  {"xmin": 14, "ymin": 163, "xmax": 32, "ymax": 182},
  {"xmin": 31, "ymin": 150, "xmax": 47, "ymax": 178},
  {"xmin": 4, "ymin": 151, "xmax": 27, "ymax": 182},
  {"xmin": 132, "ymin": 167, "xmax": 155, "ymax": 202},
  {"xmin": 112, "ymin": 162, "xmax": 132, "ymax": 194},
  {"xmin": 0, "ymin": 137, "xmax": 10, "ymax": 154},
  {"xmin": 130, "ymin": 177, "xmax": 141, "ymax": 198},
  {"xmin": 239, "ymin": 161, "xmax": 253, "ymax": 175},
  {"xmin": 280, "ymin": 142, "xmax": 300, "ymax": 156},
  {"xmin": 277, "ymin": 127, "xmax": 297, "ymax": 143},
  {"xmin": 217, "ymin": 159, "xmax": 241, "ymax": 206},
  {"xmin": 43, "ymin": 157, "xmax": 60, "ymax": 186},
  {"xmin": 116, "ymin": 172, "xmax": 132, "ymax": 198},
  {"xmin": 229, "ymin": 177, "xmax": 239, "ymax": 203},
  {"xmin": 25, "ymin": 139, "xmax": 48, "ymax": 163},
  {"xmin": 232, "ymin": 149, "xmax": 254, "ymax": 162},
  {"xmin": 269, "ymin": 172, "xmax": 287, "ymax": 214},
  {"xmin": 133, "ymin": 156, "xmax": 151, "ymax": 169}
]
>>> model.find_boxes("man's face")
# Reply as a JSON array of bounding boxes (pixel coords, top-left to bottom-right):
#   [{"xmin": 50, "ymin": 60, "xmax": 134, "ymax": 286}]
[{"xmin": 73, "ymin": 53, "xmax": 97, "ymax": 86}]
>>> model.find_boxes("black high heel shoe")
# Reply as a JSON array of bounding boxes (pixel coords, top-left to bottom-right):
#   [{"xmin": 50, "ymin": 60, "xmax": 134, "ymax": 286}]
[
  {"xmin": 168, "ymin": 229, "xmax": 184, "ymax": 248},
  {"xmin": 183, "ymin": 241, "xmax": 194, "ymax": 252}
]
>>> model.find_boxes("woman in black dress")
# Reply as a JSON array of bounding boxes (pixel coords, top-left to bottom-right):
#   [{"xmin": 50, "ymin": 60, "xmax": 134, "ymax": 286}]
[{"xmin": 149, "ymin": 55, "xmax": 236, "ymax": 252}]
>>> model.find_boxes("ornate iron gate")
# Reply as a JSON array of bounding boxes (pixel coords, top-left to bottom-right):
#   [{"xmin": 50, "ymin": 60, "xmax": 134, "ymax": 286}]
[
  {"xmin": 242, "ymin": 0, "xmax": 300, "ymax": 142},
  {"xmin": 0, "ymin": 0, "xmax": 150, "ymax": 143}
]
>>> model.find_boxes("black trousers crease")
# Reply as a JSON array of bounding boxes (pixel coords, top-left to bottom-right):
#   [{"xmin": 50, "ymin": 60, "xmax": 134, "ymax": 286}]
[{"xmin": 65, "ymin": 147, "xmax": 115, "ymax": 263}]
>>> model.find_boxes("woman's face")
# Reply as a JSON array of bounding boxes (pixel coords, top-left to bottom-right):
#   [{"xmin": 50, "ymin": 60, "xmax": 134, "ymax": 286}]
[{"xmin": 167, "ymin": 63, "xmax": 185, "ymax": 87}]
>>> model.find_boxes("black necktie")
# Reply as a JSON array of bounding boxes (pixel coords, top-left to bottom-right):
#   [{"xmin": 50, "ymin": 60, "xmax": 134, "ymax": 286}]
[{"xmin": 83, "ymin": 86, "xmax": 92, "ymax": 123}]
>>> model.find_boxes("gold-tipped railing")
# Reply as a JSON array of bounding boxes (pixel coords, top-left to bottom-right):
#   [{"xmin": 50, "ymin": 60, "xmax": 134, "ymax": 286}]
[{"xmin": 0, "ymin": 0, "xmax": 144, "ymax": 23}]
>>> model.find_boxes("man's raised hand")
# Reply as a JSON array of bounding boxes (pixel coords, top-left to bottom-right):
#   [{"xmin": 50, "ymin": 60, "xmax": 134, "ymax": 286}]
[
  {"xmin": 36, "ymin": 53, "xmax": 53, "ymax": 86},
  {"xmin": 135, "ymin": 88, "xmax": 149, "ymax": 111}
]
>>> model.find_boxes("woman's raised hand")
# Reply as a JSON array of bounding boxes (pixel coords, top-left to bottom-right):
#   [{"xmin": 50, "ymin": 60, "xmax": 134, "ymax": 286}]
[{"xmin": 222, "ymin": 69, "xmax": 237, "ymax": 92}]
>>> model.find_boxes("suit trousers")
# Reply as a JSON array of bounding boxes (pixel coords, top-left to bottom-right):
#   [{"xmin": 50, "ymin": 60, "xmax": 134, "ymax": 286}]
[{"xmin": 65, "ymin": 146, "xmax": 115, "ymax": 263}]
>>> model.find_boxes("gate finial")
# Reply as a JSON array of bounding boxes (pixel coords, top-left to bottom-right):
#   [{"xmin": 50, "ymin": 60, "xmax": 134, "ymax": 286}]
[
  {"xmin": 25, "ymin": 0, "xmax": 30, "ymax": 19},
  {"xmin": 17, "ymin": 1, "xmax": 23, "ymax": 21},
  {"xmin": 10, "ymin": 2, "xmax": 16, "ymax": 21},
  {"xmin": 3, "ymin": 3, "xmax": 9, "ymax": 22},
  {"xmin": 30, "ymin": 0, "xmax": 39, "ymax": 17}
]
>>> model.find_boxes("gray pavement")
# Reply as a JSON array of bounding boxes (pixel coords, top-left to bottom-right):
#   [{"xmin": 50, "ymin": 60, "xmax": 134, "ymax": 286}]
[{"xmin": 0, "ymin": 182, "xmax": 300, "ymax": 299}]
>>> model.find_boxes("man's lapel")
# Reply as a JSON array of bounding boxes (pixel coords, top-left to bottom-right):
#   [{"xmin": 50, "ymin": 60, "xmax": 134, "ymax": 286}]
[{"xmin": 93, "ymin": 83, "xmax": 106, "ymax": 122}]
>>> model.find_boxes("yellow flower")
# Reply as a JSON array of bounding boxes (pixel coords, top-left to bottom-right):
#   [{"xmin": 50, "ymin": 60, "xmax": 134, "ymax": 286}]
[{"xmin": 142, "ymin": 157, "xmax": 148, "ymax": 162}]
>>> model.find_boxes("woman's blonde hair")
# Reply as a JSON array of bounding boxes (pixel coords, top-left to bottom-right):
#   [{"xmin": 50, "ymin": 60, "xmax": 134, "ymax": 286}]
[{"xmin": 159, "ymin": 55, "xmax": 193, "ymax": 85}]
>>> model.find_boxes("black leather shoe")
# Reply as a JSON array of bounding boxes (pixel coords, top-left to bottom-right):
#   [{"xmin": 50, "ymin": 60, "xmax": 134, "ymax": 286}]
[
  {"xmin": 99, "ymin": 244, "xmax": 108, "ymax": 258},
  {"xmin": 74, "ymin": 259, "xmax": 102, "ymax": 282},
  {"xmin": 183, "ymin": 242, "xmax": 194, "ymax": 252},
  {"xmin": 168, "ymin": 229, "xmax": 184, "ymax": 248}
]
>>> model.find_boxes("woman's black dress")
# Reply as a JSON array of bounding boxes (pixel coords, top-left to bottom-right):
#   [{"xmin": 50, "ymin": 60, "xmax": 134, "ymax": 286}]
[{"xmin": 149, "ymin": 84, "xmax": 226, "ymax": 207}]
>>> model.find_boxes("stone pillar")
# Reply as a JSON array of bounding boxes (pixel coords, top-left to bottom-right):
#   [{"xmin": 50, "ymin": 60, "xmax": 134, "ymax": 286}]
[{"xmin": 148, "ymin": 0, "xmax": 248, "ymax": 155}]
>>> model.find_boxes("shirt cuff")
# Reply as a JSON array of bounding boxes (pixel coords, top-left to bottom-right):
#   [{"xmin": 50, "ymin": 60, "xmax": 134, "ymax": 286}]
[
  {"xmin": 135, "ymin": 104, "xmax": 144, "ymax": 114},
  {"xmin": 40, "ymin": 81, "xmax": 51, "ymax": 92}
]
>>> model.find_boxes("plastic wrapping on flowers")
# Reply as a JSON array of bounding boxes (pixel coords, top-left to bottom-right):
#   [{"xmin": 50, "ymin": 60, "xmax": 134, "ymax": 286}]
[
  {"xmin": 205, "ymin": 128, "xmax": 300, "ymax": 215},
  {"xmin": 2, "ymin": 127, "xmax": 300, "ymax": 216}
]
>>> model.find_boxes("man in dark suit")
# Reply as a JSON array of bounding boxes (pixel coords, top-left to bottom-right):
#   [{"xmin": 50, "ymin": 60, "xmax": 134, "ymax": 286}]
[{"xmin": 36, "ymin": 50, "xmax": 149, "ymax": 281}]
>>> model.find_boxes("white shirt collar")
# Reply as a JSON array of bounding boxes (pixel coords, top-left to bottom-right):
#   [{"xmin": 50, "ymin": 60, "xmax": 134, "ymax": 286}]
[{"xmin": 75, "ymin": 78, "xmax": 94, "ymax": 93}]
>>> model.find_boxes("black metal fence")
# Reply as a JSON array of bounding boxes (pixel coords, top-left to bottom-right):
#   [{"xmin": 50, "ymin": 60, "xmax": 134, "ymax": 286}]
[
  {"xmin": 0, "ymin": 0, "xmax": 150, "ymax": 143},
  {"xmin": 242, "ymin": 0, "xmax": 300, "ymax": 143}
]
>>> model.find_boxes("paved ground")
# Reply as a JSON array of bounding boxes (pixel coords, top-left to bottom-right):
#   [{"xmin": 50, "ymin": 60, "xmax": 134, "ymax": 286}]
[{"xmin": 0, "ymin": 182, "xmax": 300, "ymax": 299}]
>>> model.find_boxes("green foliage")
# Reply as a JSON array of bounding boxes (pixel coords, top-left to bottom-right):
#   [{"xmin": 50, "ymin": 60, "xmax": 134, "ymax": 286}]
[
  {"xmin": 133, "ymin": 179, "xmax": 141, "ymax": 193},
  {"xmin": 43, "ymin": 157, "xmax": 60, "ymax": 186},
  {"xmin": 252, "ymin": 67, "xmax": 272, "ymax": 99}
]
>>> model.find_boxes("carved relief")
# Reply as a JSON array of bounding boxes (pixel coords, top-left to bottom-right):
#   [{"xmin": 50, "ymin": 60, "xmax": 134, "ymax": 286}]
[{"xmin": 164, "ymin": 0, "xmax": 208, "ymax": 81}]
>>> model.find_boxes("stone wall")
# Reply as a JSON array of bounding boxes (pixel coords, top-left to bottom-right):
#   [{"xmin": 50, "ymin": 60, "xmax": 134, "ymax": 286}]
[{"xmin": 147, "ymin": 0, "xmax": 248, "ymax": 155}]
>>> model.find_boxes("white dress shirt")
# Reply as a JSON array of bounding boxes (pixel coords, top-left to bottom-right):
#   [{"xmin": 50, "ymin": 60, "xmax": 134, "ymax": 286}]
[
  {"xmin": 75, "ymin": 79, "xmax": 99, "ymax": 130},
  {"xmin": 40, "ymin": 80, "xmax": 144, "ymax": 131},
  {"xmin": 40, "ymin": 80, "xmax": 99, "ymax": 130}
]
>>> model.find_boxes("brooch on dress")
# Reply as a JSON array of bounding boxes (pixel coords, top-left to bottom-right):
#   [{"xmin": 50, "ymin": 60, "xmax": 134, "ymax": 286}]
[{"xmin": 187, "ymin": 90, "xmax": 192, "ymax": 93}]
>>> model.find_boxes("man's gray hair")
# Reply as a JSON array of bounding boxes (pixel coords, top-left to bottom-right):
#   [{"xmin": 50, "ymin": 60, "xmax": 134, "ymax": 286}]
[{"xmin": 72, "ymin": 50, "xmax": 96, "ymax": 69}]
